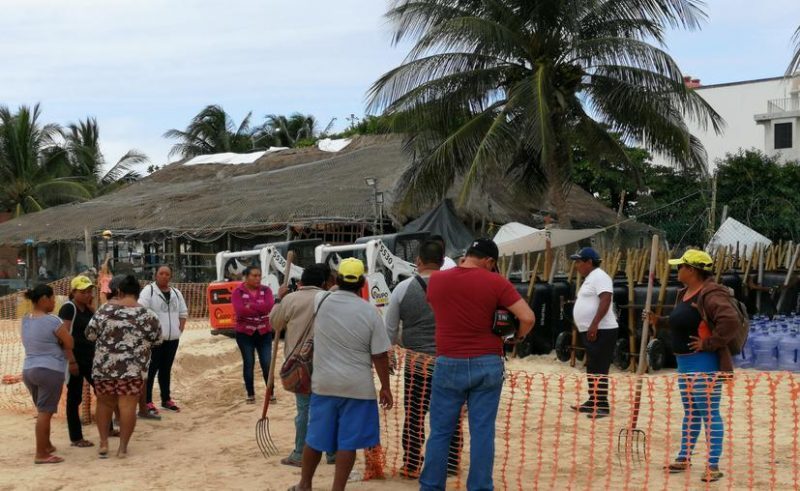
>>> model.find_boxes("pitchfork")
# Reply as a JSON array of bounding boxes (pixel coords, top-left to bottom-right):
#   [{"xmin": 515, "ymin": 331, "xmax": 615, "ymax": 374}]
[
  {"xmin": 256, "ymin": 251, "xmax": 294, "ymax": 458},
  {"xmin": 617, "ymin": 235, "xmax": 658, "ymax": 462}
]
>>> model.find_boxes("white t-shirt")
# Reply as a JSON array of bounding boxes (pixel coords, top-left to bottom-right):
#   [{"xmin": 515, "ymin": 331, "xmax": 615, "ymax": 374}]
[
  {"xmin": 441, "ymin": 256, "xmax": 457, "ymax": 270},
  {"xmin": 573, "ymin": 268, "xmax": 618, "ymax": 332}
]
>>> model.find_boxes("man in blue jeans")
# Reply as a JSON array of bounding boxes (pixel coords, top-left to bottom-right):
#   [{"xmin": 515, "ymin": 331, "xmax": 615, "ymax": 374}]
[{"xmin": 421, "ymin": 238, "xmax": 535, "ymax": 490}]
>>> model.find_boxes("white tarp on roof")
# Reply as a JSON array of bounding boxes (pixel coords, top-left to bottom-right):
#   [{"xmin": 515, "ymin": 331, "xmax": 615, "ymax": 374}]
[
  {"xmin": 707, "ymin": 217, "xmax": 772, "ymax": 253},
  {"xmin": 183, "ymin": 147, "xmax": 288, "ymax": 166},
  {"xmin": 493, "ymin": 222, "xmax": 603, "ymax": 256},
  {"xmin": 317, "ymin": 138, "xmax": 352, "ymax": 153}
]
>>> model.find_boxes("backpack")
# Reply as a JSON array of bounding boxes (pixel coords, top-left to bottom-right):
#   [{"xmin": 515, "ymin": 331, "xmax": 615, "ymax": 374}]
[{"xmin": 698, "ymin": 286, "xmax": 749, "ymax": 356}]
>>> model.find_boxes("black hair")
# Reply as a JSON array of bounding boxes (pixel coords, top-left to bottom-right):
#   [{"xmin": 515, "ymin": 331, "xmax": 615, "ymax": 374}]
[
  {"xmin": 429, "ymin": 234, "xmax": 445, "ymax": 245},
  {"xmin": 336, "ymin": 276, "xmax": 365, "ymax": 292},
  {"xmin": 591, "ymin": 259, "xmax": 602, "ymax": 268},
  {"xmin": 695, "ymin": 267, "xmax": 713, "ymax": 280},
  {"xmin": 418, "ymin": 240, "xmax": 444, "ymax": 267},
  {"xmin": 117, "ymin": 275, "xmax": 142, "ymax": 297},
  {"xmin": 242, "ymin": 265, "xmax": 261, "ymax": 278},
  {"xmin": 301, "ymin": 263, "xmax": 328, "ymax": 288},
  {"xmin": 24, "ymin": 284, "xmax": 54, "ymax": 303}
]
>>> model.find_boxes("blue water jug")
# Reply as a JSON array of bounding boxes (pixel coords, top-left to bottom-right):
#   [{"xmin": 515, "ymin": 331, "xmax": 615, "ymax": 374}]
[
  {"xmin": 735, "ymin": 334, "xmax": 754, "ymax": 369},
  {"xmin": 753, "ymin": 327, "xmax": 780, "ymax": 370},
  {"xmin": 778, "ymin": 330, "xmax": 800, "ymax": 371}
]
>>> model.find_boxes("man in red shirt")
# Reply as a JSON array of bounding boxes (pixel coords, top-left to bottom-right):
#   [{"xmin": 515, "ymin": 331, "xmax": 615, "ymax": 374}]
[{"xmin": 420, "ymin": 238, "xmax": 535, "ymax": 491}]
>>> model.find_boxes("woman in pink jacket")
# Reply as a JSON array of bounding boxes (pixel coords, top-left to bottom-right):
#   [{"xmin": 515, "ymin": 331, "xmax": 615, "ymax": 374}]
[{"xmin": 231, "ymin": 266, "xmax": 275, "ymax": 403}]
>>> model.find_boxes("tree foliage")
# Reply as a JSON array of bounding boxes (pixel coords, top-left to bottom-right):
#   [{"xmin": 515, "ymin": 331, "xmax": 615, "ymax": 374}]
[
  {"xmin": 368, "ymin": 0, "xmax": 723, "ymax": 226},
  {"xmin": 0, "ymin": 105, "xmax": 147, "ymax": 216}
]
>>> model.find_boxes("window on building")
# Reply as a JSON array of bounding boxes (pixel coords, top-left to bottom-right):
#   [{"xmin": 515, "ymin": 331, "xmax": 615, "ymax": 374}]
[{"xmin": 775, "ymin": 123, "xmax": 793, "ymax": 149}]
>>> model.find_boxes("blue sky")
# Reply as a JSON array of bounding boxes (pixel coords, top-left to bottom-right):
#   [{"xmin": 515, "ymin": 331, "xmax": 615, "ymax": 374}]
[{"xmin": 1, "ymin": 0, "xmax": 798, "ymax": 170}]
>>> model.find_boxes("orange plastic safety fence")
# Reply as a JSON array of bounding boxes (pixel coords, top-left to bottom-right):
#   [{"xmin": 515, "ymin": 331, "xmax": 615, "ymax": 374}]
[{"xmin": 379, "ymin": 350, "xmax": 800, "ymax": 490}]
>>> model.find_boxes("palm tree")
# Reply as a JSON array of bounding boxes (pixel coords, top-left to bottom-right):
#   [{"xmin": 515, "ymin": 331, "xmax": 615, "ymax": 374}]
[
  {"xmin": 65, "ymin": 117, "xmax": 147, "ymax": 194},
  {"xmin": 788, "ymin": 26, "xmax": 800, "ymax": 76},
  {"xmin": 368, "ymin": 0, "xmax": 724, "ymax": 226},
  {"xmin": 0, "ymin": 104, "xmax": 91, "ymax": 216},
  {"xmin": 261, "ymin": 113, "xmax": 319, "ymax": 147},
  {"xmin": 163, "ymin": 105, "xmax": 256, "ymax": 158}
]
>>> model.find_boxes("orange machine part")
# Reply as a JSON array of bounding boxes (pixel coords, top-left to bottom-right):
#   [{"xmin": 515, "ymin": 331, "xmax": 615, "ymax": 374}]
[{"xmin": 207, "ymin": 281, "xmax": 240, "ymax": 329}]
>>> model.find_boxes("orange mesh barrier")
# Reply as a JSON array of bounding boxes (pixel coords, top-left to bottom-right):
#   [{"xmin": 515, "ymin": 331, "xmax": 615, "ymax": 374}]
[{"xmin": 376, "ymin": 350, "xmax": 799, "ymax": 490}]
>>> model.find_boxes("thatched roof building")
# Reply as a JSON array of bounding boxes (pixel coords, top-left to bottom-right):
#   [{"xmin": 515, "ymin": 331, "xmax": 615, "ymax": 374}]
[{"xmin": 0, "ymin": 135, "xmax": 649, "ymax": 246}]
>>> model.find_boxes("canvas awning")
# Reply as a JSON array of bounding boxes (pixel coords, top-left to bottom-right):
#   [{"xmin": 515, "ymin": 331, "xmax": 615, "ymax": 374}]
[{"xmin": 493, "ymin": 222, "xmax": 602, "ymax": 256}]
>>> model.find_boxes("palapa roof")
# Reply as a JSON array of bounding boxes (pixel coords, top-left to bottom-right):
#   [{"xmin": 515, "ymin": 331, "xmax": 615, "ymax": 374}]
[{"xmin": 0, "ymin": 135, "xmax": 646, "ymax": 246}]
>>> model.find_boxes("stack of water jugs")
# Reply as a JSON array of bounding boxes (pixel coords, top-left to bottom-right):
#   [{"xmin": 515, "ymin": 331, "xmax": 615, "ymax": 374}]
[{"xmin": 735, "ymin": 314, "xmax": 800, "ymax": 370}]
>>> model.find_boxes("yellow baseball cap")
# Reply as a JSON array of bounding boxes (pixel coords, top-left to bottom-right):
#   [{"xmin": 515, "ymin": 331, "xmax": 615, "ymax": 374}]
[
  {"xmin": 337, "ymin": 258, "xmax": 365, "ymax": 283},
  {"xmin": 668, "ymin": 249, "xmax": 714, "ymax": 272},
  {"xmin": 70, "ymin": 275, "xmax": 94, "ymax": 291}
]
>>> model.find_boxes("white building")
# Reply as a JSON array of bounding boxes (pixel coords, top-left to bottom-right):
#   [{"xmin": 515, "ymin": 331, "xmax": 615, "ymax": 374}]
[{"xmin": 656, "ymin": 75, "xmax": 800, "ymax": 171}]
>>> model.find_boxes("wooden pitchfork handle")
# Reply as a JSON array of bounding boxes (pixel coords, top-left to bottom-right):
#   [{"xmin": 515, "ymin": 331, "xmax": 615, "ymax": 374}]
[
  {"xmin": 629, "ymin": 235, "xmax": 659, "ymax": 429},
  {"xmin": 261, "ymin": 251, "xmax": 294, "ymax": 419}
]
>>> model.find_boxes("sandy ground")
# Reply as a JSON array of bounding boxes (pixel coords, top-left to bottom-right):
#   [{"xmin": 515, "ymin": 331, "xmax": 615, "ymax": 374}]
[{"xmin": 1, "ymin": 321, "xmax": 799, "ymax": 490}]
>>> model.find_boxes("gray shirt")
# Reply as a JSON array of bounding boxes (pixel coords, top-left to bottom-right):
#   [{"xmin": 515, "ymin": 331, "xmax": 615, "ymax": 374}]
[
  {"xmin": 21, "ymin": 314, "xmax": 66, "ymax": 372},
  {"xmin": 384, "ymin": 274, "xmax": 436, "ymax": 355},
  {"xmin": 312, "ymin": 290, "xmax": 391, "ymax": 400}
]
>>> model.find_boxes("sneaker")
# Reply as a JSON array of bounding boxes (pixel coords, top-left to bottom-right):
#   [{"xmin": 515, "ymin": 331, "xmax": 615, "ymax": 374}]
[
  {"xmin": 141, "ymin": 403, "xmax": 161, "ymax": 420},
  {"xmin": 570, "ymin": 401, "xmax": 592, "ymax": 412},
  {"xmin": 280, "ymin": 456, "xmax": 302, "ymax": 468},
  {"xmin": 161, "ymin": 400, "xmax": 181, "ymax": 412},
  {"xmin": 246, "ymin": 396, "xmax": 256, "ymax": 404}
]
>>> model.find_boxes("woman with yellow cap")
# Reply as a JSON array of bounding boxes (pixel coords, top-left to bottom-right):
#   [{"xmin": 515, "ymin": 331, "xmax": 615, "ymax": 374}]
[
  {"xmin": 648, "ymin": 249, "xmax": 739, "ymax": 483},
  {"xmin": 59, "ymin": 275, "xmax": 109, "ymax": 447}
]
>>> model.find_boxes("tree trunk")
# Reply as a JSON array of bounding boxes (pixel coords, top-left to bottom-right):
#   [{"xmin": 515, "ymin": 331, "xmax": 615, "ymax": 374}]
[{"xmin": 547, "ymin": 180, "xmax": 573, "ymax": 229}]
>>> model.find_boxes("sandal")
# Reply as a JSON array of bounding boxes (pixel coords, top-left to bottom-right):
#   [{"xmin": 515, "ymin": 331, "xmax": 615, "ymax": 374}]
[
  {"xmin": 664, "ymin": 460, "xmax": 691, "ymax": 473},
  {"xmin": 71, "ymin": 439, "xmax": 94, "ymax": 448},
  {"xmin": 161, "ymin": 400, "xmax": 181, "ymax": 412},
  {"xmin": 98, "ymin": 447, "xmax": 109, "ymax": 459},
  {"xmin": 701, "ymin": 469, "xmax": 724, "ymax": 482},
  {"xmin": 34, "ymin": 455, "xmax": 64, "ymax": 464}
]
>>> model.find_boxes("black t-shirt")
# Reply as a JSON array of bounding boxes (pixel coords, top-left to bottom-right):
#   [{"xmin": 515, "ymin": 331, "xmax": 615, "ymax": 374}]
[
  {"xmin": 668, "ymin": 293, "xmax": 702, "ymax": 354},
  {"xmin": 162, "ymin": 289, "xmax": 171, "ymax": 304},
  {"xmin": 58, "ymin": 302, "xmax": 96, "ymax": 353}
]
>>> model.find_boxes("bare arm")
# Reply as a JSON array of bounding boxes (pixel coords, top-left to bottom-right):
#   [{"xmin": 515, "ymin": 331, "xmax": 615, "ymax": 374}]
[
  {"xmin": 507, "ymin": 298, "xmax": 535, "ymax": 339},
  {"xmin": 590, "ymin": 292, "xmax": 612, "ymax": 328},
  {"xmin": 371, "ymin": 352, "xmax": 393, "ymax": 409},
  {"xmin": 54, "ymin": 324, "xmax": 74, "ymax": 352}
]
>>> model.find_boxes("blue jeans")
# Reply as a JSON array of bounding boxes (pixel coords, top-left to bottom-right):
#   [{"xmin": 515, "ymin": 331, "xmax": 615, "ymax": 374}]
[
  {"xmin": 235, "ymin": 331, "xmax": 272, "ymax": 397},
  {"xmin": 290, "ymin": 394, "xmax": 335, "ymax": 463},
  {"xmin": 676, "ymin": 352, "xmax": 724, "ymax": 468},
  {"xmin": 420, "ymin": 355, "xmax": 504, "ymax": 491}
]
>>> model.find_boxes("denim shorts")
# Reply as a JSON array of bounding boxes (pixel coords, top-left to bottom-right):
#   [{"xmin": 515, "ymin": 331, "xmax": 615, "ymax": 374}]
[{"xmin": 306, "ymin": 394, "xmax": 380, "ymax": 452}]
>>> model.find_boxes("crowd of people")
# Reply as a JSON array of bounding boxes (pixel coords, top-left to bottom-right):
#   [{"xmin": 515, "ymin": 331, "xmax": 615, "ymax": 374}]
[
  {"xmin": 19, "ymin": 240, "xmax": 740, "ymax": 487},
  {"xmin": 20, "ymin": 266, "xmax": 187, "ymax": 463}
]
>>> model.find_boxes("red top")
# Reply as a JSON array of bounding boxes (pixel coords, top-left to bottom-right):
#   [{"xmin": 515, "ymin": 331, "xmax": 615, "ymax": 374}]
[
  {"xmin": 427, "ymin": 267, "xmax": 523, "ymax": 358},
  {"xmin": 231, "ymin": 283, "xmax": 274, "ymax": 335}
]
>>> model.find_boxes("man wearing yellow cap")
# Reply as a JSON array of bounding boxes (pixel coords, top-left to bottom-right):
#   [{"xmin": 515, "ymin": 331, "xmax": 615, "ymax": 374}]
[{"xmin": 292, "ymin": 258, "xmax": 393, "ymax": 491}]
